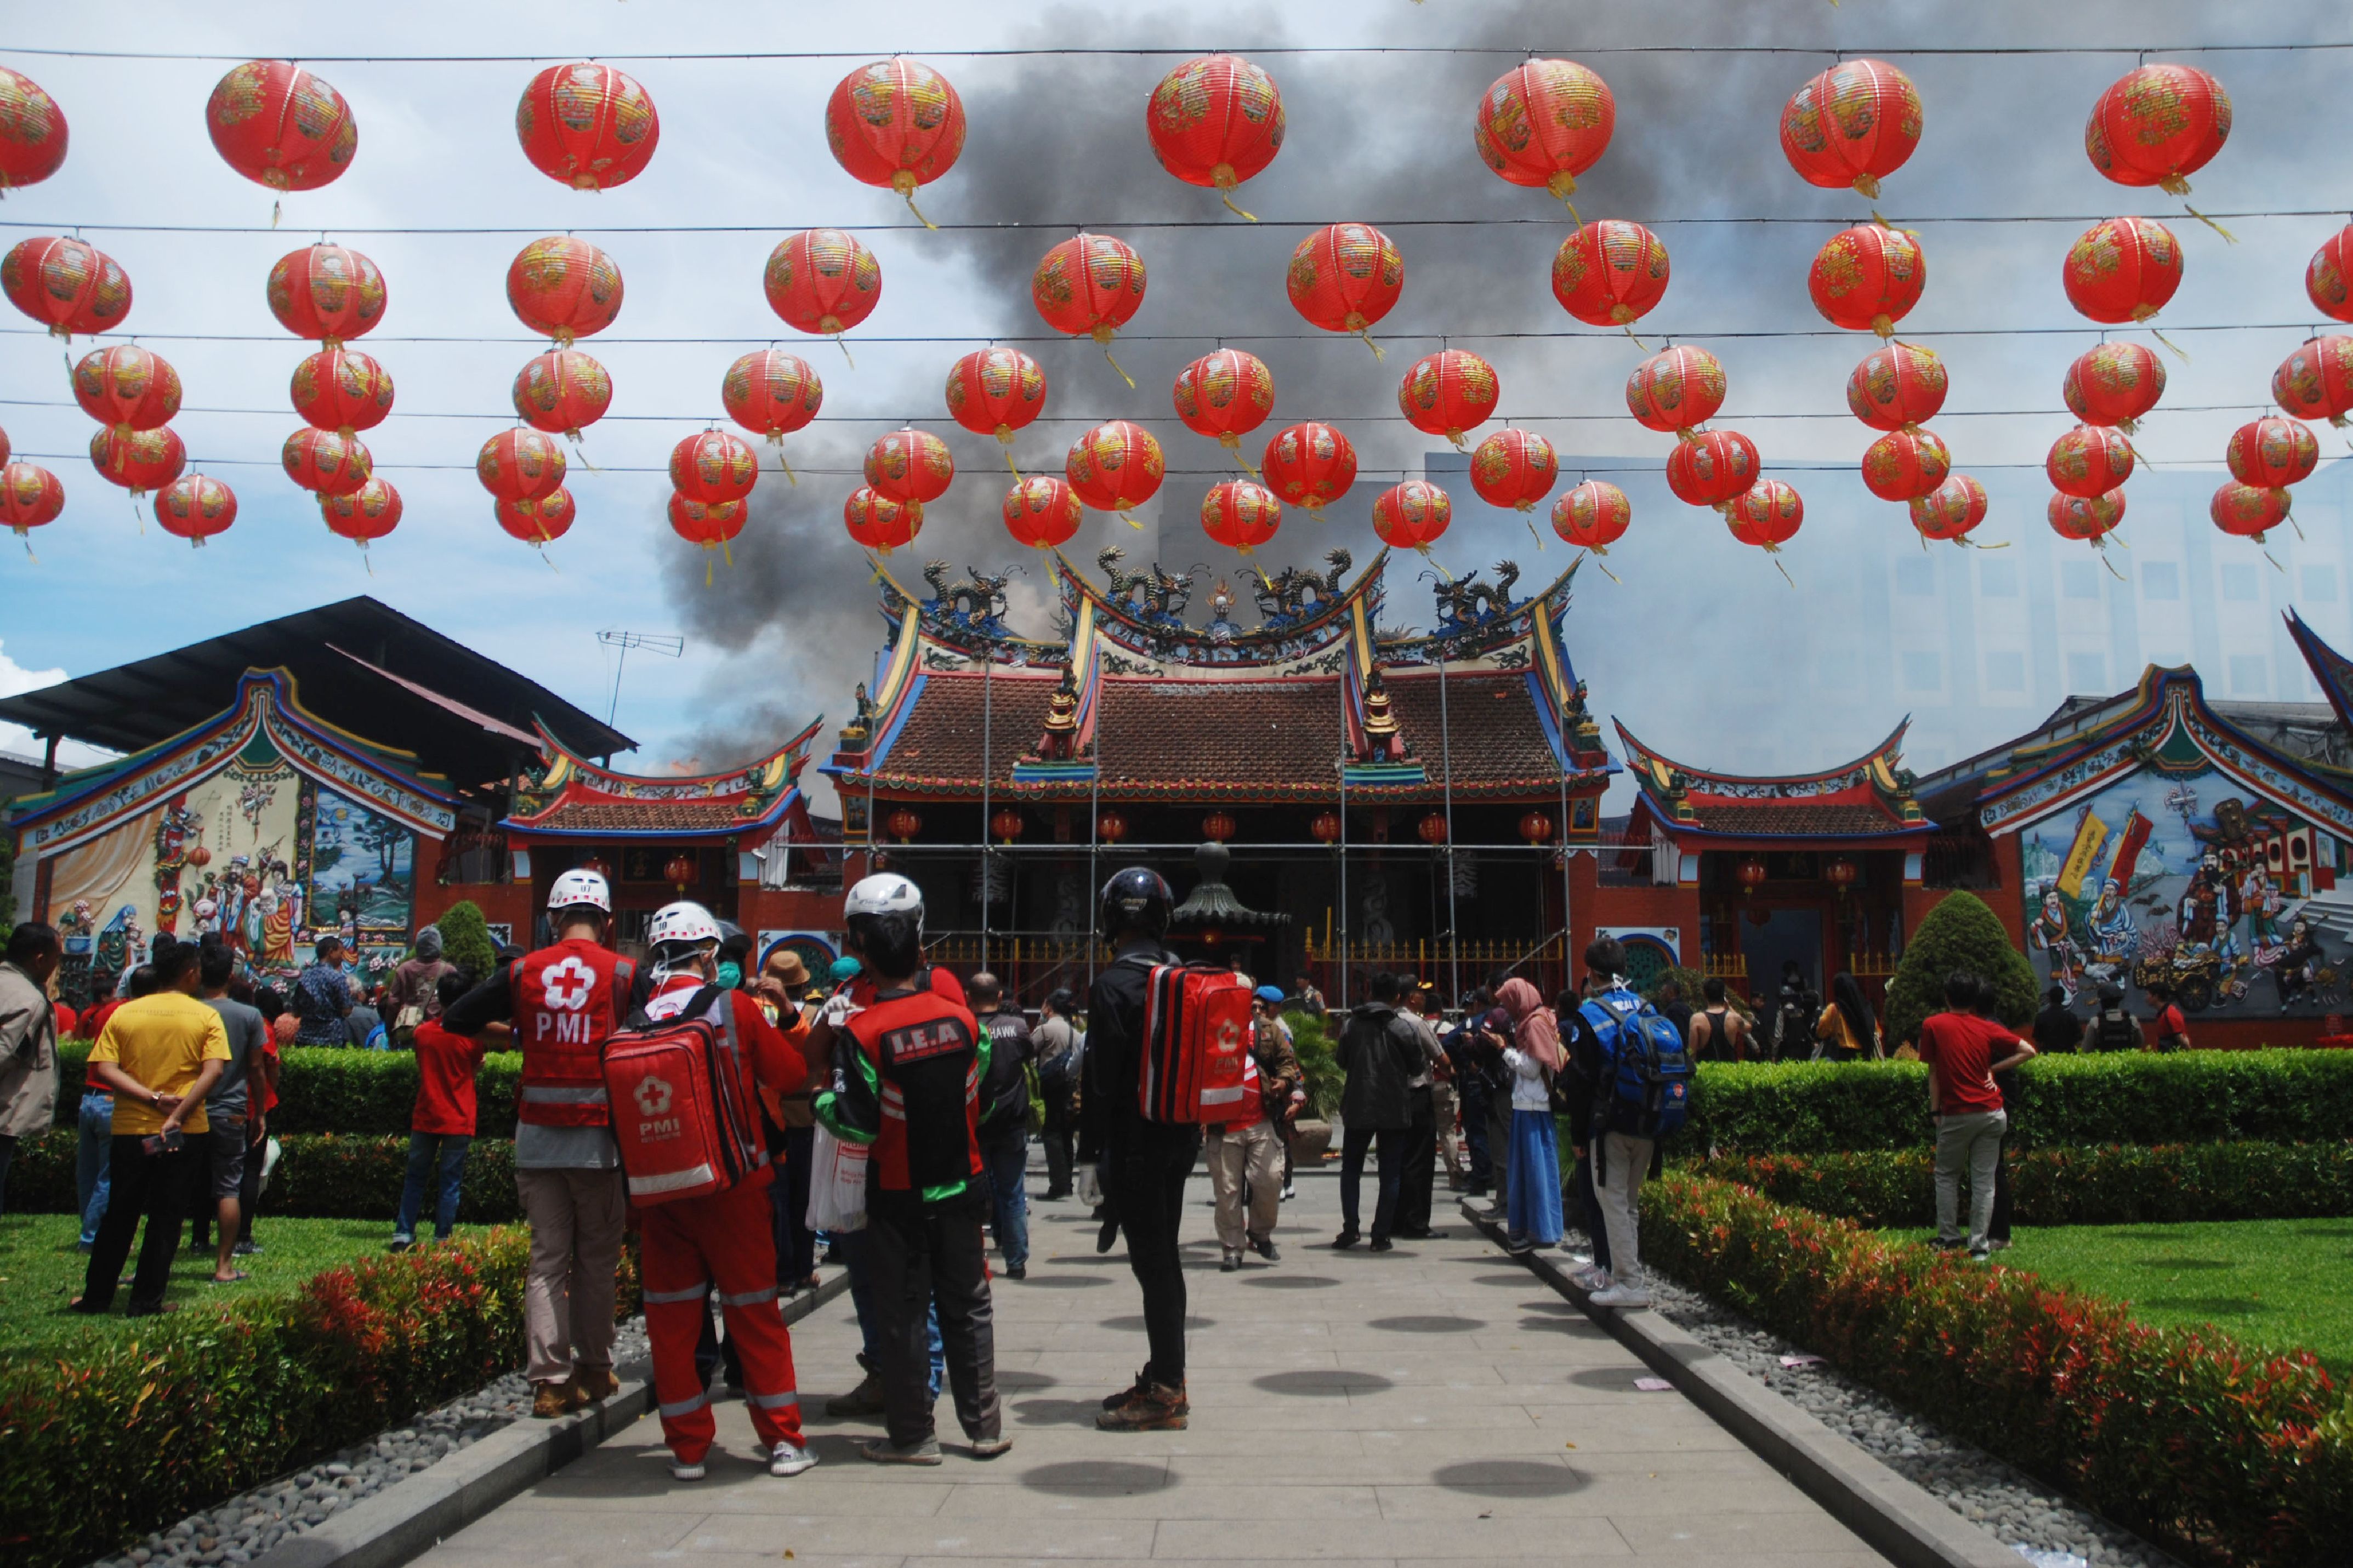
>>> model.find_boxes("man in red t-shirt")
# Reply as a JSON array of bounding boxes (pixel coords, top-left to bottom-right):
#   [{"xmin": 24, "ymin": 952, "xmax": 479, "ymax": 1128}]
[
  {"xmin": 1916, "ymin": 971, "xmax": 2037, "ymax": 1258},
  {"xmin": 394, "ymin": 971, "xmax": 488, "ymax": 1250},
  {"xmin": 2144, "ymin": 981, "xmax": 2192, "ymax": 1052}
]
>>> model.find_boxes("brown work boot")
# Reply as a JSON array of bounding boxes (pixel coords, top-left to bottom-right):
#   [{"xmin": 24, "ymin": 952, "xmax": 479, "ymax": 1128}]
[
  {"xmin": 531, "ymin": 1381, "xmax": 576, "ymax": 1419},
  {"xmin": 826, "ymin": 1370, "xmax": 886, "ymax": 1417},
  {"xmin": 1099, "ymin": 1367, "xmax": 1151, "ymax": 1410},
  {"xmin": 571, "ymin": 1364, "xmax": 619, "ymax": 1403},
  {"xmin": 1096, "ymin": 1381, "xmax": 1188, "ymax": 1431}
]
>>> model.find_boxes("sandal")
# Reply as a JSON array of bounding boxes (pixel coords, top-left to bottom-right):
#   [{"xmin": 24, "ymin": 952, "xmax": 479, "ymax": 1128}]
[{"xmin": 211, "ymin": 1271, "xmax": 250, "ymax": 1284}]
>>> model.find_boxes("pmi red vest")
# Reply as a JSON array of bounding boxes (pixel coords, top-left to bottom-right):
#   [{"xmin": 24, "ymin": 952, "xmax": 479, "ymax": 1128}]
[{"xmin": 513, "ymin": 939, "xmax": 635, "ymax": 1128}]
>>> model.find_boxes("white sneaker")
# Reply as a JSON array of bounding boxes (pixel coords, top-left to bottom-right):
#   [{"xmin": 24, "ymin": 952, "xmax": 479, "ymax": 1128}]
[
  {"xmin": 669, "ymin": 1458, "xmax": 706, "ymax": 1481},
  {"xmin": 768, "ymin": 1441, "xmax": 817, "ymax": 1478},
  {"xmin": 1588, "ymin": 1282, "xmax": 1651, "ymax": 1308}
]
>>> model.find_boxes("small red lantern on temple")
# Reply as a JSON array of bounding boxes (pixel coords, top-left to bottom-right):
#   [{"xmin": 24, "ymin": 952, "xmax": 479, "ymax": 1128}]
[
  {"xmin": 1067, "ymin": 420, "xmax": 1166, "ymax": 523},
  {"xmin": 1372, "ymin": 479, "xmax": 1452, "ymax": 557},
  {"xmin": 1473, "ymin": 59, "xmax": 1615, "ymax": 209},
  {"xmin": 3, "ymin": 236, "xmax": 130, "ymax": 339},
  {"xmin": 1625, "ymin": 345, "xmax": 1727, "ymax": 438},
  {"xmin": 662, "ymin": 851, "xmax": 698, "ymax": 891},
  {"xmin": 724, "ymin": 349, "xmax": 823, "ymax": 470},
  {"xmin": 1735, "ymin": 856, "xmax": 1768, "ymax": 896},
  {"xmin": 1809, "ymin": 224, "xmax": 1925, "ymax": 337},
  {"xmin": 155, "ymin": 474, "xmax": 237, "ymax": 548},
  {"xmin": 513, "ymin": 349, "xmax": 609, "ymax": 442},
  {"xmin": 1146, "ymin": 54, "xmax": 1285, "ymax": 218},
  {"xmin": 992, "ymin": 807, "xmax": 1026, "ymax": 844},
  {"xmin": 0, "ymin": 69, "xmax": 69, "ymax": 195},
  {"xmin": 1417, "ymin": 813, "xmax": 1448, "ymax": 846},
  {"xmin": 478, "ymin": 427, "xmax": 566, "ymax": 503},
  {"xmin": 517, "ymin": 63, "xmax": 659, "ymax": 190},
  {"xmin": 2309, "ymin": 225, "xmax": 2353, "ymax": 324},
  {"xmin": 1909, "ymin": 474, "xmax": 1988, "ymax": 545},
  {"xmin": 1846, "ymin": 341, "xmax": 1946, "ymax": 432},
  {"xmin": 2063, "ymin": 217, "xmax": 2181, "ymax": 325},
  {"xmin": 268, "ymin": 243, "xmax": 384, "ymax": 345},
  {"xmin": 579, "ymin": 854, "xmax": 615, "ymax": 882},
  {"xmin": 844, "ymin": 487, "xmax": 922, "ymax": 554},
  {"xmin": 2211, "ymin": 481, "xmax": 2289, "ymax": 543},
  {"xmin": 1727, "ymin": 479, "xmax": 1804, "ymax": 551},
  {"xmin": 321, "ymin": 478, "xmax": 401, "ymax": 551},
  {"xmin": 73, "ymin": 345, "xmax": 181, "ymax": 434},
  {"xmin": 282, "ymin": 427, "xmax": 372, "ymax": 497},
  {"xmin": 1202, "ymin": 811, "xmax": 1236, "ymax": 843},
  {"xmin": 1470, "ymin": 428, "xmax": 1559, "ymax": 513},
  {"xmin": 1287, "ymin": 222, "xmax": 1403, "ymax": 357},
  {"xmin": 1780, "ymin": 58, "xmax": 1922, "ymax": 198},
  {"xmin": 884, "ymin": 808, "xmax": 924, "ymax": 846},
  {"xmin": 2227, "ymin": 417, "xmax": 2318, "ymax": 489},
  {"xmin": 1173, "ymin": 349, "xmax": 1276, "ymax": 472},
  {"xmin": 2085, "ymin": 65, "xmax": 2230, "ymax": 194},
  {"xmin": 293, "ymin": 347, "xmax": 395, "ymax": 439},
  {"xmin": 947, "ymin": 347, "xmax": 1046, "ymax": 469},
  {"xmin": 826, "ymin": 58, "xmax": 966, "ymax": 226},
  {"xmin": 1096, "ymin": 809, "xmax": 1129, "ymax": 845},
  {"xmin": 1519, "ymin": 811, "xmax": 1555, "ymax": 845},
  {"xmin": 2274, "ymin": 336, "xmax": 2353, "ymax": 429},
  {"xmin": 1003, "ymin": 475, "xmax": 1083, "ymax": 551},
  {"xmin": 1399, "ymin": 350, "xmax": 1499, "ymax": 451},
  {"xmin": 1309, "ymin": 811, "xmax": 1342, "ymax": 845},
  {"xmin": 2063, "ymin": 341, "xmax": 2167, "ymax": 434},
  {"xmin": 1261, "ymin": 421, "xmax": 1357, "ymax": 518},
  {"xmin": 1202, "ymin": 478, "xmax": 1283, "ymax": 555},
  {"xmin": 1862, "ymin": 428, "xmax": 1951, "ymax": 503},
  {"xmin": 1825, "ymin": 855, "xmax": 1859, "ymax": 890},
  {"xmin": 92, "ymin": 426, "xmax": 185, "ymax": 498},
  {"xmin": 508, "ymin": 236, "xmax": 623, "ymax": 345},
  {"xmin": 1553, "ymin": 480, "xmax": 1630, "ymax": 554},
  {"xmin": 672, "ymin": 429, "xmax": 759, "ymax": 506},
  {"xmin": 1666, "ymin": 429, "xmax": 1760, "ymax": 509},
  {"xmin": 0, "ymin": 463, "xmax": 65, "ymax": 545},
  {"xmin": 1550, "ymin": 220, "xmax": 1670, "ymax": 329},
  {"xmin": 765, "ymin": 229, "xmax": 883, "ymax": 343},
  {"xmin": 2047, "ymin": 424, "xmax": 2135, "ymax": 499},
  {"xmin": 2049, "ymin": 489, "xmax": 2127, "ymax": 545},
  {"xmin": 865, "ymin": 427, "xmax": 954, "ymax": 506},
  {"xmin": 497, "ymin": 488, "xmax": 575, "ymax": 545},
  {"xmin": 206, "ymin": 61, "xmax": 357, "ymax": 192},
  {"xmin": 1032, "ymin": 233, "xmax": 1147, "ymax": 383}
]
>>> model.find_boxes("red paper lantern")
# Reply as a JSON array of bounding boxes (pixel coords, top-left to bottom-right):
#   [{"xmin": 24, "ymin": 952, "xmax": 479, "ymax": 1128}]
[
  {"xmin": 662, "ymin": 852, "xmax": 698, "ymax": 891},
  {"xmin": 0, "ymin": 69, "xmax": 68, "ymax": 195},
  {"xmin": 1096, "ymin": 810, "xmax": 1129, "ymax": 845},
  {"xmin": 292, "ymin": 347, "xmax": 394, "ymax": 438},
  {"xmin": 497, "ymin": 488, "xmax": 575, "ymax": 545},
  {"xmin": 1261, "ymin": 421, "xmax": 1357, "ymax": 518},
  {"xmin": 2049, "ymin": 490, "xmax": 2126, "ymax": 544},
  {"xmin": 1846, "ymin": 342, "xmax": 1946, "ymax": 432},
  {"xmin": 1550, "ymin": 220, "xmax": 1669, "ymax": 328},
  {"xmin": 2062, "ymin": 341, "xmax": 2168, "ymax": 433},
  {"xmin": 512, "ymin": 349, "xmax": 609, "ymax": 441},
  {"xmin": 1735, "ymin": 856, "xmax": 1768, "ymax": 894},
  {"xmin": 89, "ymin": 427, "xmax": 184, "ymax": 497},
  {"xmin": 724, "ymin": 349, "xmax": 823, "ymax": 451},
  {"xmin": 2273, "ymin": 336, "xmax": 2353, "ymax": 428},
  {"xmin": 321, "ymin": 478, "xmax": 401, "ymax": 548},
  {"xmin": 507, "ymin": 236, "xmax": 623, "ymax": 345},
  {"xmin": 1552, "ymin": 479, "xmax": 1630, "ymax": 553},
  {"xmin": 1309, "ymin": 811, "xmax": 1341, "ymax": 844},
  {"xmin": 1825, "ymin": 856, "xmax": 1860, "ymax": 890},
  {"xmin": 1780, "ymin": 58, "xmax": 1922, "ymax": 198},
  {"xmin": 946, "ymin": 347, "xmax": 1045, "ymax": 461},
  {"xmin": 844, "ymin": 487, "xmax": 922, "ymax": 554},
  {"xmin": 1201, "ymin": 478, "xmax": 1283, "ymax": 555},
  {"xmin": 281, "ymin": 428, "xmax": 372, "ymax": 497},
  {"xmin": 826, "ymin": 58, "xmax": 965, "ymax": 224},
  {"xmin": 478, "ymin": 428, "xmax": 566, "ymax": 503},
  {"xmin": 672, "ymin": 430, "xmax": 759, "ymax": 506},
  {"xmin": 1066, "ymin": 420, "xmax": 1165, "ymax": 520},
  {"xmin": 2047, "ymin": 424, "xmax": 2135, "ymax": 499},
  {"xmin": 517, "ymin": 63, "xmax": 658, "ymax": 190},
  {"xmin": 0, "ymin": 426, "xmax": 9, "ymax": 467},
  {"xmin": 206, "ymin": 61, "xmax": 356, "ymax": 192},
  {"xmin": 1286, "ymin": 222, "xmax": 1403, "ymax": 354},
  {"xmin": 1625, "ymin": 345, "xmax": 1727, "ymax": 437},
  {"xmin": 267, "ymin": 243, "xmax": 384, "ymax": 345},
  {"xmin": 1666, "ymin": 429, "xmax": 1760, "ymax": 508},
  {"xmin": 73, "ymin": 345, "xmax": 181, "ymax": 434},
  {"xmin": 1909, "ymin": 474, "xmax": 1988, "ymax": 544},
  {"xmin": 2, "ymin": 236, "xmax": 130, "ymax": 339},
  {"xmin": 1473, "ymin": 59, "xmax": 1615, "ymax": 206},
  {"xmin": 2211, "ymin": 481, "xmax": 2288, "ymax": 542},
  {"xmin": 1470, "ymin": 428, "xmax": 1559, "ymax": 512},
  {"xmin": 1147, "ymin": 55, "xmax": 1284, "ymax": 216},
  {"xmin": 0, "ymin": 463, "xmax": 65, "ymax": 540},
  {"xmin": 2226, "ymin": 417, "xmax": 2317, "ymax": 488},
  {"xmin": 1416, "ymin": 813, "xmax": 1448, "ymax": 847},
  {"xmin": 1201, "ymin": 810, "xmax": 1237, "ymax": 843},
  {"xmin": 1003, "ymin": 475, "xmax": 1083, "ymax": 550},
  {"xmin": 1032, "ymin": 233, "xmax": 1146, "ymax": 377},
  {"xmin": 1398, "ymin": 349, "xmax": 1499, "ymax": 449},
  {"xmin": 1862, "ymin": 428, "xmax": 1951, "ymax": 503},
  {"xmin": 2063, "ymin": 217, "xmax": 2181, "ymax": 325},
  {"xmin": 2085, "ymin": 64, "xmax": 2231, "ymax": 195},
  {"xmin": 764, "ymin": 229, "xmax": 882, "ymax": 339},
  {"xmin": 1518, "ymin": 811, "xmax": 1555, "ymax": 845},
  {"xmin": 1809, "ymin": 224, "xmax": 1925, "ymax": 336},
  {"xmin": 2309, "ymin": 224, "xmax": 2353, "ymax": 325},
  {"xmin": 1727, "ymin": 480, "xmax": 1803, "ymax": 550},
  {"xmin": 668, "ymin": 493, "xmax": 746, "ymax": 548},
  {"xmin": 994, "ymin": 807, "xmax": 1028, "ymax": 843},
  {"xmin": 1372, "ymin": 479, "xmax": 1451, "ymax": 555},
  {"xmin": 865, "ymin": 427, "xmax": 954, "ymax": 505},
  {"xmin": 155, "ymin": 474, "xmax": 236, "ymax": 548},
  {"xmin": 876, "ymin": 811, "xmax": 921, "ymax": 846},
  {"xmin": 1172, "ymin": 349, "xmax": 1276, "ymax": 467}
]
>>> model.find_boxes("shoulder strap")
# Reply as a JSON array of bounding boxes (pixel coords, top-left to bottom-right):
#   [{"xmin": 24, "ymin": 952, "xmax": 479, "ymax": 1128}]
[{"xmin": 611, "ymin": 956, "xmax": 636, "ymax": 1017}]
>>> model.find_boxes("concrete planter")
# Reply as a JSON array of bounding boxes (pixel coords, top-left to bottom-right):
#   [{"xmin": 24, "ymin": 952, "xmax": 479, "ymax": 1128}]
[{"xmin": 1289, "ymin": 1119, "xmax": 1333, "ymax": 1162}]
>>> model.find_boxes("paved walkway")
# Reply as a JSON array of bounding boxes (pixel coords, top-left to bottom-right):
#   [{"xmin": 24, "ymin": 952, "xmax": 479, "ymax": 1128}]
[{"xmin": 417, "ymin": 1162, "xmax": 1880, "ymax": 1567}]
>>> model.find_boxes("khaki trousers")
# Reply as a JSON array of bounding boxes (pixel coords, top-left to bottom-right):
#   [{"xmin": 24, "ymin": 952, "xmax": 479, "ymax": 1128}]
[
  {"xmin": 517, "ymin": 1166, "xmax": 627, "ymax": 1385},
  {"xmin": 1206, "ymin": 1120, "xmax": 1283, "ymax": 1253}
]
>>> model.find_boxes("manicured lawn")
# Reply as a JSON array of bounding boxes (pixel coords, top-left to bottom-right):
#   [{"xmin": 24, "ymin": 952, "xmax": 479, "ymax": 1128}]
[
  {"xmin": 1892, "ymin": 1218, "xmax": 2353, "ymax": 1374},
  {"xmin": 0, "ymin": 1211, "xmax": 440, "ymax": 1360}
]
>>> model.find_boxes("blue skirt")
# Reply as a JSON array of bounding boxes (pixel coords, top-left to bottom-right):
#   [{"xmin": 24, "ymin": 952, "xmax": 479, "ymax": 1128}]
[{"xmin": 1506, "ymin": 1108, "xmax": 1564, "ymax": 1245}]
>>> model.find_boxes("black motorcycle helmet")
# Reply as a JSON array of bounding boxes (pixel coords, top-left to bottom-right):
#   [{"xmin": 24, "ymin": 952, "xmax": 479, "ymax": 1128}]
[{"xmin": 1100, "ymin": 865, "xmax": 1174, "ymax": 939}]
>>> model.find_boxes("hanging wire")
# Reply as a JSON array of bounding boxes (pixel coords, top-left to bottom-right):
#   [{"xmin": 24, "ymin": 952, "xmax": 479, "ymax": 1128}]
[{"xmin": 7, "ymin": 41, "xmax": 2347, "ymax": 62}]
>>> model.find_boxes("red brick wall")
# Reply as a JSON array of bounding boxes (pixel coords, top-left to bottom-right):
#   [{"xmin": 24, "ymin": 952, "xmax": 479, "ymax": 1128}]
[
  {"xmin": 738, "ymin": 886, "xmax": 844, "ymax": 938},
  {"xmin": 1577, "ymin": 854, "xmax": 1703, "ymax": 968}
]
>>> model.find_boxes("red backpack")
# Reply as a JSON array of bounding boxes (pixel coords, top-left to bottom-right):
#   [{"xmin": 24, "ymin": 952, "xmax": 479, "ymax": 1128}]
[
  {"xmin": 1138, "ymin": 962, "xmax": 1257, "ymax": 1124},
  {"xmin": 600, "ymin": 984, "xmax": 768, "ymax": 1205}
]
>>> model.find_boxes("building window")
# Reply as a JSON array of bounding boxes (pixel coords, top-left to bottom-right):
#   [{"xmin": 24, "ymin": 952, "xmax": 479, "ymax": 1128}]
[
  {"xmin": 2305, "ymin": 565, "xmax": 2339, "ymax": 603},
  {"xmin": 2062, "ymin": 560, "xmax": 2100, "ymax": 600},
  {"xmin": 1896, "ymin": 556, "xmax": 1935, "ymax": 596},
  {"xmin": 2230, "ymin": 654, "xmax": 2268, "ymax": 695},
  {"xmin": 2143, "ymin": 561, "xmax": 2181, "ymax": 600},
  {"xmin": 2222, "ymin": 563, "xmax": 2259, "ymax": 602},
  {"xmin": 1985, "ymin": 650, "xmax": 2026, "ymax": 692},
  {"xmin": 1979, "ymin": 557, "xmax": 2019, "ymax": 598},
  {"xmin": 1902, "ymin": 651, "xmax": 1942, "ymax": 692},
  {"xmin": 2067, "ymin": 651, "xmax": 2107, "ymax": 693}
]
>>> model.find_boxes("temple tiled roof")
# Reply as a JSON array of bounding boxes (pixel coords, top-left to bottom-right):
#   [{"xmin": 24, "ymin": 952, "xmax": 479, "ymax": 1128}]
[{"xmin": 1616, "ymin": 718, "xmax": 1929, "ymax": 842}]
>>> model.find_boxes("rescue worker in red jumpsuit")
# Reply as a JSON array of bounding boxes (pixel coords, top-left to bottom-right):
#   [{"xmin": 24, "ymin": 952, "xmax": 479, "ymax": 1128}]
[{"xmin": 627, "ymin": 900, "xmax": 819, "ymax": 1481}]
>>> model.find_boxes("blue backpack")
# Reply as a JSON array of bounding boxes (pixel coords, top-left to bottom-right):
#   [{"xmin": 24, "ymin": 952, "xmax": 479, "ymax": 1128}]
[{"xmin": 1580, "ymin": 987, "xmax": 1693, "ymax": 1139}]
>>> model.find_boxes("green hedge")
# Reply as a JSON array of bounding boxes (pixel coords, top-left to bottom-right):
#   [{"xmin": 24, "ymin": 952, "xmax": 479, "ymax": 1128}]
[
  {"xmin": 0, "ymin": 1230, "xmax": 643, "ymax": 1568},
  {"xmin": 1687, "ymin": 1142, "xmax": 2353, "ymax": 1229},
  {"xmin": 6, "ymin": 1130, "xmax": 522, "ymax": 1223},
  {"xmin": 1685, "ymin": 1050, "xmax": 2353, "ymax": 1154},
  {"xmin": 1641, "ymin": 1172, "xmax": 2353, "ymax": 1567},
  {"xmin": 52, "ymin": 1041, "xmax": 523, "ymax": 1137}
]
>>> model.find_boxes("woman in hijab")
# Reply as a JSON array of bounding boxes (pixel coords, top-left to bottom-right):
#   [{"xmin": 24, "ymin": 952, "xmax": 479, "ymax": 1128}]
[
  {"xmin": 1814, "ymin": 972, "xmax": 1883, "ymax": 1062},
  {"xmin": 1495, "ymin": 977, "xmax": 1565, "ymax": 1256}
]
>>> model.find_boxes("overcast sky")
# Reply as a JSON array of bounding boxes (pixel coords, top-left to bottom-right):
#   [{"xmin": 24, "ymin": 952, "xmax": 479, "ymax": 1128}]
[{"xmin": 1, "ymin": 0, "xmax": 2340, "ymax": 808}]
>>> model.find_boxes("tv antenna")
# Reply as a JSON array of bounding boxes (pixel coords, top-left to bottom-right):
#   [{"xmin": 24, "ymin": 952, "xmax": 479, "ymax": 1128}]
[{"xmin": 597, "ymin": 630, "xmax": 684, "ymax": 725}]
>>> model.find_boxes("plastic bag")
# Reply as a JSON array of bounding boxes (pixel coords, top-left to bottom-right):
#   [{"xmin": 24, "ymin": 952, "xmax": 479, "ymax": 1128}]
[
  {"xmin": 806, "ymin": 1124, "xmax": 869, "ymax": 1233},
  {"xmin": 1075, "ymin": 1161, "xmax": 1102, "ymax": 1208}
]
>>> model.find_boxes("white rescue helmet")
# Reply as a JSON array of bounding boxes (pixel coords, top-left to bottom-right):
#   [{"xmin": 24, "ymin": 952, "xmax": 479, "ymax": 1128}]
[
  {"xmin": 547, "ymin": 866, "xmax": 612, "ymax": 915},
  {"xmin": 646, "ymin": 900, "xmax": 721, "ymax": 950},
  {"xmin": 845, "ymin": 873, "xmax": 924, "ymax": 934}
]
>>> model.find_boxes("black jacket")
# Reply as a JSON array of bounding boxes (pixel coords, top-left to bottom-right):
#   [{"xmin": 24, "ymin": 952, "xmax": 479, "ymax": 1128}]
[
  {"xmin": 1079, "ymin": 940, "xmax": 1173, "ymax": 1159},
  {"xmin": 1336, "ymin": 1002, "xmax": 1422, "ymax": 1132},
  {"xmin": 976, "ymin": 1007, "xmax": 1035, "ymax": 1134}
]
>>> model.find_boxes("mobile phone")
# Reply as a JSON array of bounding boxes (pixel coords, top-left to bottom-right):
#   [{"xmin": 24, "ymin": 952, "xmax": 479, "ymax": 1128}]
[{"xmin": 144, "ymin": 1130, "xmax": 185, "ymax": 1155}]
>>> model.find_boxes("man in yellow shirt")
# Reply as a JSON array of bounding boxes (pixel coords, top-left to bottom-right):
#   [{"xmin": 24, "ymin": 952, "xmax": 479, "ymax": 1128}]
[{"xmin": 74, "ymin": 941, "xmax": 229, "ymax": 1317}]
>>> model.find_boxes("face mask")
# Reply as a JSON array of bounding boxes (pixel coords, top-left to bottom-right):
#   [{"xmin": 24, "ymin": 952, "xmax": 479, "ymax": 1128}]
[{"xmin": 717, "ymin": 961, "xmax": 743, "ymax": 989}]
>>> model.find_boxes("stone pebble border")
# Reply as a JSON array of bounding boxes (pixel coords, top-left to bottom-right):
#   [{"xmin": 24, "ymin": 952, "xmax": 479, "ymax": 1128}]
[
  {"xmin": 81, "ymin": 1270, "xmax": 848, "ymax": 1568},
  {"xmin": 1458, "ymin": 1199, "xmax": 2183, "ymax": 1568}
]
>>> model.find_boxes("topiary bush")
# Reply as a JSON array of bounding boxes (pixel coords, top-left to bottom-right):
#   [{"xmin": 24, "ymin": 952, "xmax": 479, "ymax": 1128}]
[
  {"xmin": 1883, "ymin": 889, "xmax": 2038, "ymax": 1047},
  {"xmin": 6, "ymin": 1129, "xmax": 524, "ymax": 1220},
  {"xmin": 49, "ymin": 1041, "xmax": 520, "ymax": 1136},
  {"xmin": 434, "ymin": 899, "xmax": 499, "ymax": 985}
]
